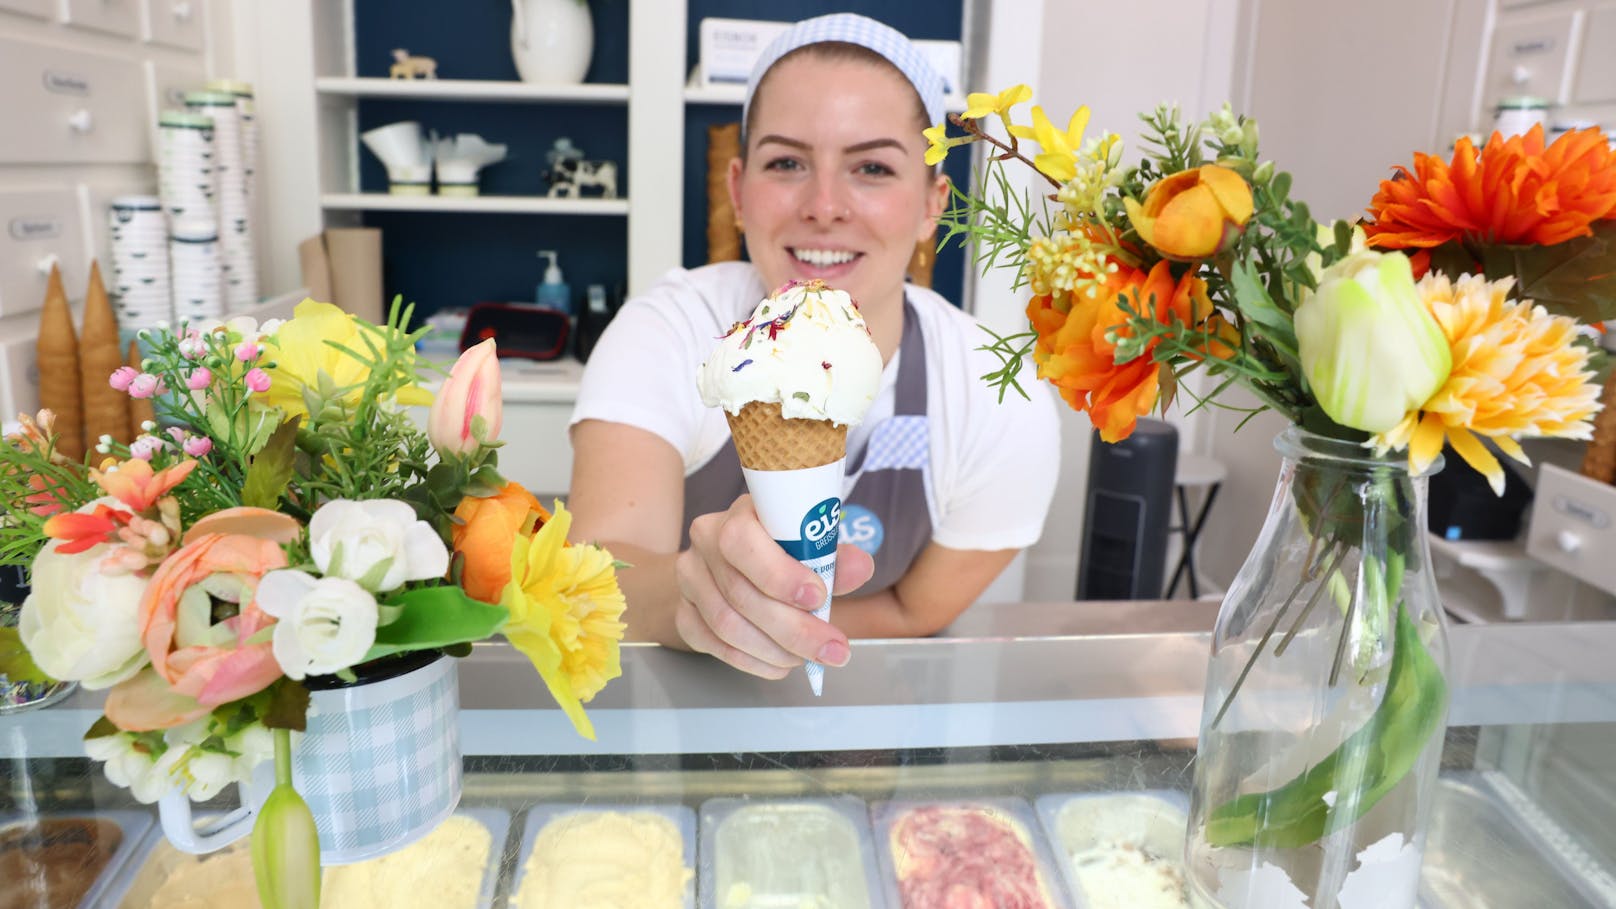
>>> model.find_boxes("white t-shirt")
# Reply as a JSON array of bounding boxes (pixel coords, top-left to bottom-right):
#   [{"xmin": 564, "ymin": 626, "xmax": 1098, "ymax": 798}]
[{"xmin": 571, "ymin": 262, "xmax": 1061, "ymax": 552}]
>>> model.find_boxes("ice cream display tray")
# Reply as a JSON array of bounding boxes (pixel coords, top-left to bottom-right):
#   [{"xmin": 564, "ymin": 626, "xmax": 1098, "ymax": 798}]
[
  {"xmin": 508, "ymin": 801, "xmax": 697, "ymax": 908},
  {"xmin": 0, "ymin": 809, "xmax": 152, "ymax": 909},
  {"xmin": 98, "ymin": 806, "xmax": 510, "ymax": 909},
  {"xmin": 698, "ymin": 795, "xmax": 888, "ymax": 909},
  {"xmin": 1033, "ymin": 790, "xmax": 1190, "ymax": 909},
  {"xmin": 870, "ymin": 796, "xmax": 1073, "ymax": 909}
]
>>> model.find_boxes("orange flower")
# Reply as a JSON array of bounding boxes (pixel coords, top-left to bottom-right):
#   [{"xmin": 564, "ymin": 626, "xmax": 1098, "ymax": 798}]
[
  {"xmin": 453, "ymin": 481, "xmax": 551, "ymax": 603},
  {"xmin": 90, "ymin": 458, "xmax": 197, "ymax": 512},
  {"xmin": 1124, "ymin": 165, "xmax": 1254, "ymax": 260},
  {"xmin": 1365, "ymin": 125, "xmax": 1616, "ymax": 249},
  {"xmin": 105, "ymin": 525, "xmax": 289, "ymax": 730},
  {"xmin": 1028, "ymin": 259, "xmax": 1215, "ymax": 442}
]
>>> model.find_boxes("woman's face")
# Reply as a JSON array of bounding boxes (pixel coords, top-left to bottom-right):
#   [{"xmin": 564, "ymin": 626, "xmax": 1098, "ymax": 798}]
[{"xmin": 729, "ymin": 54, "xmax": 948, "ymax": 311}]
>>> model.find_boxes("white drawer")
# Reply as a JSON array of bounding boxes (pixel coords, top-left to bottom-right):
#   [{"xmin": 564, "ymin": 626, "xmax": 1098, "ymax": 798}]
[
  {"xmin": 0, "ymin": 0, "xmax": 52, "ymax": 19},
  {"xmin": 0, "ymin": 37, "xmax": 150, "ymax": 164},
  {"xmin": 1572, "ymin": 7, "xmax": 1616, "ymax": 105},
  {"xmin": 1483, "ymin": 9, "xmax": 1581, "ymax": 113},
  {"xmin": 0, "ymin": 188, "xmax": 87, "ymax": 320},
  {"xmin": 61, "ymin": 0, "xmax": 139, "ymax": 38},
  {"xmin": 492, "ymin": 400, "xmax": 576, "ymax": 499},
  {"xmin": 142, "ymin": 0, "xmax": 204, "ymax": 52},
  {"xmin": 0, "ymin": 322, "xmax": 41, "ymax": 421},
  {"xmin": 1526, "ymin": 463, "xmax": 1616, "ymax": 596}
]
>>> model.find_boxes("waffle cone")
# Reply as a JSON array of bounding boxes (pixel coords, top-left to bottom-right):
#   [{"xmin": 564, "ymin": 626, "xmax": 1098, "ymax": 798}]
[{"xmin": 726, "ymin": 401, "xmax": 846, "ymax": 470}]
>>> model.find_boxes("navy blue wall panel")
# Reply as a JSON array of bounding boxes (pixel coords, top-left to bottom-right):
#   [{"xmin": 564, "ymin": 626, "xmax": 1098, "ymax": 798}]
[{"xmin": 352, "ymin": 0, "xmax": 966, "ymax": 319}]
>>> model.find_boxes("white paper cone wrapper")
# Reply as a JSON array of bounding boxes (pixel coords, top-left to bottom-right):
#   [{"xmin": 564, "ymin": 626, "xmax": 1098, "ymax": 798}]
[{"xmin": 741, "ymin": 459, "xmax": 844, "ymax": 696}]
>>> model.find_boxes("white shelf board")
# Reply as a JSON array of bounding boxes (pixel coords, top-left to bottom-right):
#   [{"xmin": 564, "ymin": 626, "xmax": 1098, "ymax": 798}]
[
  {"xmin": 320, "ymin": 193, "xmax": 629, "ymax": 215},
  {"xmin": 682, "ymin": 75, "xmax": 967, "ymax": 112},
  {"xmin": 314, "ymin": 77, "xmax": 630, "ymax": 104}
]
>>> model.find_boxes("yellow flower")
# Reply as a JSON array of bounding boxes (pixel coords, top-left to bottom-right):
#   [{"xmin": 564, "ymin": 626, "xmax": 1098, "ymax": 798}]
[
  {"xmin": 961, "ymin": 84, "xmax": 1031, "ymax": 121},
  {"xmin": 1016, "ymin": 105, "xmax": 1091, "ymax": 184},
  {"xmin": 261, "ymin": 299, "xmax": 433, "ymax": 419},
  {"xmin": 1369, "ymin": 274, "xmax": 1603, "ymax": 493},
  {"xmin": 500, "ymin": 500, "xmax": 627, "ymax": 740},
  {"xmin": 923, "ymin": 123, "xmax": 961, "ymax": 167}
]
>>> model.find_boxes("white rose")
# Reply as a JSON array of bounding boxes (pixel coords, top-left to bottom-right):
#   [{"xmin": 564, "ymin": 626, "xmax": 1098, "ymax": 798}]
[
  {"xmin": 19, "ymin": 536, "xmax": 151, "ymax": 688},
  {"xmin": 86, "ymin": 733, "xmax": 176, "ymax": 803},
  {"xmin": 307, "ymin": 499, "xmax": 449, "ymax": 592},
  {"xmin": 256, "ymin": 569, "xmax": 378, "ymax": 679}
]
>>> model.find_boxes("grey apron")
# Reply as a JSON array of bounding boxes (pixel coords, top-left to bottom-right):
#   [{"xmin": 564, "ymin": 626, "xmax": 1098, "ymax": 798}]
[{"xmin": 683, "ymin": 298, "xmax": 932, "ymax": 594}]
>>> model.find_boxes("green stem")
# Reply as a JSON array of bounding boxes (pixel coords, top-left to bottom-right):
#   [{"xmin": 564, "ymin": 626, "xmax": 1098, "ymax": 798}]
[{"xmin": 274, "ymin": 727, "xmax": 293, "ymax": 788}]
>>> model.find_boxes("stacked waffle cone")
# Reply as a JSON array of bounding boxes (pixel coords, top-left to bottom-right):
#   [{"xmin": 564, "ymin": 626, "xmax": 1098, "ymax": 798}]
[
  {"xmin": 1581, "ymin": 369, "xmax": 1616, "ymax": 484},
  {"xmin": 725, "ymin": 401, "xmax": 847, "ymax": 471}
]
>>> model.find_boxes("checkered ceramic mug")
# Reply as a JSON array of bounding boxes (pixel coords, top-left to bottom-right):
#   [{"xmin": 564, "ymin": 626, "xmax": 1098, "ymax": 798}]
[{"xmin": 157, "ymin": 652, "xmax": 462, "ymax": 864}]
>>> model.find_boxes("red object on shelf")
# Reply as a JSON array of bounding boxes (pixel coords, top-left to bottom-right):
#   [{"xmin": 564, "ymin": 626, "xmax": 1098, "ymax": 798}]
[{"xmin": 459, "ymin": 303, "xmax": 570, "ymax": 360}]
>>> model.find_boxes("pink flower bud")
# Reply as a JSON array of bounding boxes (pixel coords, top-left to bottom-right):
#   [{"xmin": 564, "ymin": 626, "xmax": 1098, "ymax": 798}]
[
  {"xmin": 244, "ymin": 368, "xmax": 271, "ymax": 393},
  {"xmin": 427, "ymin": 338, "xmax": 503, "ymax": 457},
  {"xmin": 185, "ymin": 367, "xmax": 212, "ymax": 390},
  {"xmin": 129, "ymin": 437, "xmax": 160, "ymax": 460},
  {"xmin": 183, "ymin": 436, "xmax": 213, "ymax": 457},
  {"xmin": 166, "ymin": 427, "xmax": 187, "ymax": 444},
  {"xmin": 109, "ymin": 366, "xmax": 138, "ymax": 391},
  {"xmin": 128, "ymin": 373, "xmax": 162, "ymax": 399},
  {"xmin": 178, "ymin": 332, "xmax": 206, "ymax": 360},
  {"xmin": 235, "ymin": 340, "xmax": 261, "ymax": 362}
]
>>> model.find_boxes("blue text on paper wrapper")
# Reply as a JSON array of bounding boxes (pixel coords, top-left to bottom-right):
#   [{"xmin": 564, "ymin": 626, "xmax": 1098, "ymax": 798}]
[{"xmin": 776, "ymin": 497, "xmax": 840, "ymax": 696}]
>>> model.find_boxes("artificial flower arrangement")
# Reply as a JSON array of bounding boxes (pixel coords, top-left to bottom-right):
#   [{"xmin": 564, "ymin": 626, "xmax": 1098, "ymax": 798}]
[
  {"xmin": 0, "ymin": 299, "xmax": 626, "ymax": 906},
  {"xmin": 927, "ymin": 89, "xmax": 1610, "ymax": 896}
]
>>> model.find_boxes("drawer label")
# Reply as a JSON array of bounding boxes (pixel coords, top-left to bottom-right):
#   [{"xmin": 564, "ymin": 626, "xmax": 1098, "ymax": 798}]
[
  {"xmin": 1553, "ymin": 495, "xmax": 1611, "ymax": 528},
  {"xmin": 1512, "ymin": 37, "xmax": 1555, "ymax": 55},
  {"xmin": 8, "ymin": 216, "xmax": 61, "ymax": 241},
  {"xmin": 42, "ymin": 70, "xmax": 90, "ymax": 96}
]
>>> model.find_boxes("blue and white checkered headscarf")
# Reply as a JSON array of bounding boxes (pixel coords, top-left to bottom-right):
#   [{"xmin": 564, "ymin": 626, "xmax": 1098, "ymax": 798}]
[{"xmin": 742, "ymin": 13, "xmax": 945, "ymax": 139}]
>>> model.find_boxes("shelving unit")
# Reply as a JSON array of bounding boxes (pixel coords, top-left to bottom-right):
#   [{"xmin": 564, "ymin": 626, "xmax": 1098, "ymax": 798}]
[
  {"xmin": 320, "ymin": 193, "xmax": 628, "ymax": 215},
  {"xmin": 314, "ymin": 77, "xmax": 630, "ymax": 104}
]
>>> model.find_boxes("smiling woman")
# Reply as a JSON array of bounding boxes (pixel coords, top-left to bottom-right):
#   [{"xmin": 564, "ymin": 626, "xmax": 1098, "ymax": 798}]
[{"xmin": 565, "ymin": 13, "xmax": 1061, "ymax": 682}]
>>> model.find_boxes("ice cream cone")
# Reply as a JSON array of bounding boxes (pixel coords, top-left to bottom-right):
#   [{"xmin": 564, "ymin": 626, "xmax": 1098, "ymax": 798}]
[{"xmin": 725, "ymin": 401, "xmax": 847, "ymax": 471}]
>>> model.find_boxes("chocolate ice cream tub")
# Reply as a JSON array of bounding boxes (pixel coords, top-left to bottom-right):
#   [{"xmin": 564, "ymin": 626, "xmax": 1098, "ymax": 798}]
[
  {"xmin": 698, "ymin": 795, "xmax": 887, "ymax": 909},
  {"xmin": 871, "ymin": 797, "xmax": 1071, "ymax": 909},
  {"xmin": 0, "ymin": 810, "xmax": 152, "ymax": 909}
]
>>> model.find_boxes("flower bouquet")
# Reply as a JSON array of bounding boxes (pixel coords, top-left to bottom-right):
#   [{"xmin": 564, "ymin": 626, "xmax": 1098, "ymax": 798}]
[
  {"xmin": 929, "ymin": 91, "xmax": 1610, "ymax": 906},
  {"xmin": 0, "ymin": 299, "xmax": 626, "ymax": 908}
]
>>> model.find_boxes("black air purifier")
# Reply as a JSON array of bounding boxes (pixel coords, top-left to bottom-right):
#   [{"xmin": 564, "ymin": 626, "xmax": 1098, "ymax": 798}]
[{"xmin": 1077, "ymin": 419, "xmax": 1179, "ymax": 600}]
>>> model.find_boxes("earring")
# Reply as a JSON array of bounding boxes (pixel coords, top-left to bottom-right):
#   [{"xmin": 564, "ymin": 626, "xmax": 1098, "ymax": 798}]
[
  {"xmin": 916, "ymin": 249, "xmax": 929, "ymax": 267},
  {"xmin": 733, "ymin": 217, "xmax": 744, "ymax": 231}
]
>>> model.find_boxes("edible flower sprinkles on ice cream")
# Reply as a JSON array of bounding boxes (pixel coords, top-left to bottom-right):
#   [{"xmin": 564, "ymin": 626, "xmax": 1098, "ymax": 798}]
[{"xmin": 698, "ymin": 280, "xmax": 884, "ymax": 427}]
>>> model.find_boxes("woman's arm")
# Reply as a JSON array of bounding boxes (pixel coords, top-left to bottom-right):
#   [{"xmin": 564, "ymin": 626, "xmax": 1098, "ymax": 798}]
[
  {"xmin": 832, "ymin": 542, "xmax": 1018, "ymax": 638},
  {"xmin": 567, "ymin": 418, "xmax": 872, "ymax": 677}
]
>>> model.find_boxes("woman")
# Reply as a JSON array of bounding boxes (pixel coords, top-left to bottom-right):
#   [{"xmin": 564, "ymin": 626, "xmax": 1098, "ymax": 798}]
[{"xmin": 568, "ymin": 14, "xmax": 1059, "ymax": 679}]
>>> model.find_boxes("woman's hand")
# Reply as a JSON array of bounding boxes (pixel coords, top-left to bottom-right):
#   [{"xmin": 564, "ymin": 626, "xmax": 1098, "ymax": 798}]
[{"xmin": 676, "ymin": 494, "xmax": 874, "ymax": 679}]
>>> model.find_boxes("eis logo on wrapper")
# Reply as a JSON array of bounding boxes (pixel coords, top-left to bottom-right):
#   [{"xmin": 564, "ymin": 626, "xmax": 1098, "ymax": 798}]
[{"xmin": 800, "ymin": 498, "xmax": 841, "ymax": 555}]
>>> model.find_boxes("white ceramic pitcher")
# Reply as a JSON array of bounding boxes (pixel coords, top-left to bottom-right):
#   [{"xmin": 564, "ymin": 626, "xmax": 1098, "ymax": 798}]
[{"xmin": 510, "ymin": 0, "xmax": 593, "ymax": 85}]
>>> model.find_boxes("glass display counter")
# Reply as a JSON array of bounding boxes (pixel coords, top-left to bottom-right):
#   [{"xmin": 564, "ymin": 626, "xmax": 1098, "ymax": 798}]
[{"xmin": 4, "ymin": 612, "xmax": 1615, "ymax": 908}]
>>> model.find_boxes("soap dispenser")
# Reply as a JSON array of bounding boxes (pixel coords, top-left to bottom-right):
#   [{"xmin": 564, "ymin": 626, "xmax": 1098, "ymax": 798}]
[{"xmin": 535, "ymin": 250, "xmax": 572, "ymax": 315}]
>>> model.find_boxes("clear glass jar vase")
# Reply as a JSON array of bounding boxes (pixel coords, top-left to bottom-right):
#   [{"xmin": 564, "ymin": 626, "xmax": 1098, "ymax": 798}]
[{"xmin": 1185, "ymin": 427, "xmax": 1450, "ymax": 909}]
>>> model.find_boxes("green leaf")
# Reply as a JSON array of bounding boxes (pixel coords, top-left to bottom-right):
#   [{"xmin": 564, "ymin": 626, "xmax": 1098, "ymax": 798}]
[
  {"xmin": 1205, "ymin": 605, "xmax": 1447, "ymax": 848},
  {"xmin": 362, "ymin": 585, "xmax": 508, "ymax": 662},
  {"xmin": 1478, "ymin": 221, "xmax": 1616, "ymax": 324},
  {"xmin": 354, "ymin": 556, "xmax": 395, "ymax": 593},
  {"xmin": 242, "ymin": 417, "xmax": 303, "ymax": 509},
  {"xmin": 84, "ymin": 714, "xmax": 120, "ymax": 740},
  {"xmin": 261, "ymin": 679, "xmax": 311, "ymax": 732},
  {"xmin": 0, "ymin": 627, "xmax": 52, "ymax": 685}
]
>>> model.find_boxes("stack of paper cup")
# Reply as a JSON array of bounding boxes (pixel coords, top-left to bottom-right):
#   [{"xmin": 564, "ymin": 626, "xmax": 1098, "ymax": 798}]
[
  {"xmin": 170, "ymin": 219, "xmax": 223, "ymax": 324},
  {"xmin": 185, "ymin": 90, "xmax": 255, "ymax": 311},
  {"xmin": 107, "ymin": 196, "xmax": 173, "ymax": 331},
  {"xmin": 207, "ymin": 80, "xmax": 257, "ymax": 219},
  {"xmin": 157, "ymin": 110, "xmax": 217, "ymax": 226}
]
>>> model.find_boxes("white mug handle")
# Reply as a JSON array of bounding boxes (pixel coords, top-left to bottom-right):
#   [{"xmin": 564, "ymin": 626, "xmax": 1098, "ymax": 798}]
[{"xmin": 156, "ymin": 763, "xmax": 274, "ymax": 854}]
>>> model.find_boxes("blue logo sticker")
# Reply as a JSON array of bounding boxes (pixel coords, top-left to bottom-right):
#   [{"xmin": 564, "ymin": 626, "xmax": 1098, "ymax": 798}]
[
  {"xmin": 776, "ymin": 497, "xmax": 841, "ymax": 560},
  {"xmin": 840, "ymin": 504, "xmax": 883, "ymax": 556}
]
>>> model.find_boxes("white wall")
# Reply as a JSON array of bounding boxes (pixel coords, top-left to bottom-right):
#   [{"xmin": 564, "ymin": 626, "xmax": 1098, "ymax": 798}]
[{"xmin": 1013, "ymin": 0, "xmax": 1240, "ymax": 601}]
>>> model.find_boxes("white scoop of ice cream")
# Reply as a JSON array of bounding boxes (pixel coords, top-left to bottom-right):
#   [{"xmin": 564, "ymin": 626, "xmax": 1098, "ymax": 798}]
[{"xmin": 698, "ymin": 280, "xmax": 884, "ymax": 425}]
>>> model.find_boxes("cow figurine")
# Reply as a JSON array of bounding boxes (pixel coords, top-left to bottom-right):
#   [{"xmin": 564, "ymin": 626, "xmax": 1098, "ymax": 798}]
[
  {"xmin": 541, "ymin": 138, "xmax": 618, "ymax": 199},
  {"xmin": 389, "ymin": 49, "xmax": 437, "ymax": 80}
]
